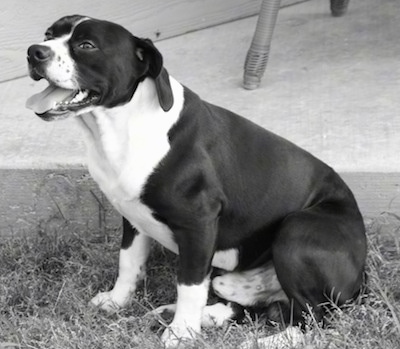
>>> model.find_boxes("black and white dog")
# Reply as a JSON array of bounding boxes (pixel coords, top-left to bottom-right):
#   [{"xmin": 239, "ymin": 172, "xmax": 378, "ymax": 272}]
[{"xmin": 26, "ymin": 15, "xmax": 367, "ymax": 347}]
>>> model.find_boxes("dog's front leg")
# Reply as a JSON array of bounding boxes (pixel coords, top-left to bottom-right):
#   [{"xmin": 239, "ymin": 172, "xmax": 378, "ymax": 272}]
[
  {"xmin": 161, "ymin": 220, "xmax": 217, "ymax": 348},
  {"xmin": 91, "ymin": 218, "xmax": 151, "ymax": 311},
  {"xmin": 161, "ymin": 278, "xmax": 210, "ymax": 347}
]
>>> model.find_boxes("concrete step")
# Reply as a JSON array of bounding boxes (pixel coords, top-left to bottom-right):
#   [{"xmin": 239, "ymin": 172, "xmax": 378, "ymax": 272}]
[{"xmin": 0, "ymin": 0, "xmax": 399, "ymax": 235}]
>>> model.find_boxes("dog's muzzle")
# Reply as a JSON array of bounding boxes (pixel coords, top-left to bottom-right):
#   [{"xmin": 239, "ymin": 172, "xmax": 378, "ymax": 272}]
[
  {"xmin": 27, "ymin": 44, "xmax": 53, "ymax": 80},
  {"xmin": 26, "ymin": 44, "xmax": 100, "ymax": 119}
]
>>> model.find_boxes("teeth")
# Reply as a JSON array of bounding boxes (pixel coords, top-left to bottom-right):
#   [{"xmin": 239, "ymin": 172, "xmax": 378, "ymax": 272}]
[
  {"xmin": 57, "ymin": 89, "xmax": 92, "ymax": 107},
  {"xmin": 70, "ymin": 90, "xmax": 89, "ymax": 104},
  {"xmin": 55, "ymin": 89, "xmax": 98, "ymax": 110}
]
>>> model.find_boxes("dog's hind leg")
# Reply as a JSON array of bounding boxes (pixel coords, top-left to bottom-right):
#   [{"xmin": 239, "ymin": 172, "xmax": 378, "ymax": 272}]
[
  {"xmin": 272, "ymin": 206, "xmax": 366, "ymax": 323},
  {"xmin": 212, "ymin": 262, "xmax": 289, "ymax": 310}
]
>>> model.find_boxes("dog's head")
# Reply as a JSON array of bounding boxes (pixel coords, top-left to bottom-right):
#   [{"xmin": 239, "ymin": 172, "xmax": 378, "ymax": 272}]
[{"xmin": 26, "ymin": 15, "xmax": 173, "ymax": 121}]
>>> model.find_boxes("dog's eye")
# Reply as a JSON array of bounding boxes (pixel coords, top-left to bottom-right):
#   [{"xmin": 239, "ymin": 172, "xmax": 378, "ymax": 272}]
[
  {"xmin": 79, "ymin": 41, "xmax": 96, "ymax": 49},
  {"xmin": 44, "ymin": 31, "xmax": 53, "ymax": 41}
]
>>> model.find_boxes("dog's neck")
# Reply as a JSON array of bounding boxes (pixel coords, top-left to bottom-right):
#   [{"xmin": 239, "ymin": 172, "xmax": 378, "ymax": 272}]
[
  {"xmin": 75, "ymin": 76, "xmax": 184, "ymax": 199},
  {"xmin": 78, "ymin": 78, "xmax": 160, "ymax": 139}
]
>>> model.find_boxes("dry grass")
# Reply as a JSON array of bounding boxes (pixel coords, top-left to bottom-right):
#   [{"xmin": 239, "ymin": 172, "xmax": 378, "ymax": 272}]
[{"xmin": 0, "ymin": 212, "xmax": 399, "ymax": 348}]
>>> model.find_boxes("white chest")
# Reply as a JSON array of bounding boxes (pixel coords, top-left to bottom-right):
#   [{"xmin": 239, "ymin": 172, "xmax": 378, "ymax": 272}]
[
  {"xmin": 76, "ymin": 77, "xmax": 239, "ymax": 271},
  {"xmin": 77, "ymin": 77, "xmax": 183, "ymax": 252}
]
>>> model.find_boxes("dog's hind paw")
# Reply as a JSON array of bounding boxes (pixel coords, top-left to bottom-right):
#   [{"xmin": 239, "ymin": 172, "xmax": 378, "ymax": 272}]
[
  {"xmin": 201, "ymin": 302, "xmax": 235, "ymax": 327},
  {"xmin": 146, "ymin": 303, "xmax": 234, "ymax": 328},
  {"xmin": 145, "ymin": 303, "xmax": 235, "ymax": 327}
]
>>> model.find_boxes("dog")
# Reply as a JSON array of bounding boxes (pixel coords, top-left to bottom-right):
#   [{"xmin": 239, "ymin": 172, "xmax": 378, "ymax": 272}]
[{"xmin": 26, "ymin": 15, "xmax": 367, "ymax": 347}]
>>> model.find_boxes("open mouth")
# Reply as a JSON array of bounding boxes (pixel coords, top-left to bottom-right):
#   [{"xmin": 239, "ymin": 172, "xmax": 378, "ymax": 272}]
[{"xmin": 26, "ymin": 83, "xmax": 100, "ymax": 117}]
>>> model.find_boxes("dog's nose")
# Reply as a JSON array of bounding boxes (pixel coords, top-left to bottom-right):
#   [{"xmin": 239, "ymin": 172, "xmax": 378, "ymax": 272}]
[{"xmin": 27, "ymin": 44, "xmax": 53, "ymax": 64}]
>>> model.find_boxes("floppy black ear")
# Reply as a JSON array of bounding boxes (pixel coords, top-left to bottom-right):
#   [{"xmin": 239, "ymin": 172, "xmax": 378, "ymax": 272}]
[{"xmin": 135, "ymin": 38, "xmax": 174, "ymax": 112}]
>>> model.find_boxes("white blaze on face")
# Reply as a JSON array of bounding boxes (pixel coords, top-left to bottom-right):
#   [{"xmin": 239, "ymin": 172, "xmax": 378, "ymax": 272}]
[
  {"xmin": 38, "ymin": 34, "xmax": 78, "ymax": 89},
  {"xmin": 37, "ymin": 17, "xmax": 90, "ymax": 90},
  {"xmin": 26, "ymin": 17, "xmax": 94, "ymax": 116}
]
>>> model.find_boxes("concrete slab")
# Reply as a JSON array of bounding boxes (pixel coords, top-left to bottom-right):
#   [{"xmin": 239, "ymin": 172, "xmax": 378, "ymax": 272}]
[{"xmin": 0, "ymin": 0, "xmax": 399, "ymax": 234}]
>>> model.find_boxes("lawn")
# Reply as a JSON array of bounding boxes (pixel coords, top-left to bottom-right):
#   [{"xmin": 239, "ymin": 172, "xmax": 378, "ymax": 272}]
[{"xmin": 0, "ymin": 212, "xmax": 399, "ymax": 348}]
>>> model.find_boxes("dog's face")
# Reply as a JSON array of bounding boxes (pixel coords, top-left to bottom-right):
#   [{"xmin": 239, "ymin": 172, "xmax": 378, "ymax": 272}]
[{"xmin": 26, "ymin": 15, "xmax": 167, "ymax": 121}]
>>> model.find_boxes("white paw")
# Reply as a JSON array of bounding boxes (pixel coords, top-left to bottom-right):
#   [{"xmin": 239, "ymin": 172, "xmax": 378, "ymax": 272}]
[
  {"xmin": 161, "ymin": 324, "xmax": 198, "ymax": 348},
  {"xmin": 90, "ymin": 291, "xmax": 122, "ymax": 312},
  {"xmin": 201, "ymin": 303, "xmax": 234, "ymax": 327}
]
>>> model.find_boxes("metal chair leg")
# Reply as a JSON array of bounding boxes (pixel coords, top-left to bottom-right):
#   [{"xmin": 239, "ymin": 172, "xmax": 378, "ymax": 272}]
[
  {"xmin": 243, "ymin": 0, "xmax": 282, "ymax": 90},
  {"xmin": 331, "ymin": 0, "xmax": 350, "ymax": 17},
  {"xmin": 243, "ymin": 0, "xmax": 351, "ymax": 90}
]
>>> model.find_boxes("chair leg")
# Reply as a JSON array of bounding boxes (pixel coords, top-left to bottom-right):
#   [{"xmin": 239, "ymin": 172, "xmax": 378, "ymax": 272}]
[
  {"xmin": 330, "ymin": 0, "xmax": 350, "ymax": 17},
  {"xmin": 243, "ymin": 0, "xmax": 282, "ymax": 90}
]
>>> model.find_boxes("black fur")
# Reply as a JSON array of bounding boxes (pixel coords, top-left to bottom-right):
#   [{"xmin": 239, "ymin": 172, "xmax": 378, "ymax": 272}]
[{"xmin": 141, "ymin": 86, "xmax": 367, "ymax": 322}]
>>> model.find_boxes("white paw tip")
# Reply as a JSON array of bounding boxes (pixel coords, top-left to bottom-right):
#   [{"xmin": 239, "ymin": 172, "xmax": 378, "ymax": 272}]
[{"xmin": 90, "ymin": 292, "xmax": 121, "ymax": 312}]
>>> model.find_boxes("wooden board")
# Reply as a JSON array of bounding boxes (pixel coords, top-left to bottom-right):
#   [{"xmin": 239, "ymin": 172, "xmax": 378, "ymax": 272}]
[
  {"xmin": 341, "ymin": 173, "xmax": 400, "ymax": 218},
  {"xmin": 0, "ymin": 0, "xmax": 302, "ymax": 82},
  {"xmin": 0, "ymin": 169, "xmax": 398, "ymax": 236}
]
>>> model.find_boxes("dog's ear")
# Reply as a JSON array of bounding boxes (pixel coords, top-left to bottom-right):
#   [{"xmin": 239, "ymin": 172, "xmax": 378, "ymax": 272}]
[{"xmin": 135, "ymin": 38, "xmax": 174, "ymax": 112}]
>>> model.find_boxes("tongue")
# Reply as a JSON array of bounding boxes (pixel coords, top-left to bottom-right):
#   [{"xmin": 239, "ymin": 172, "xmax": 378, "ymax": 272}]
[{"xmin": 26, "ymin": 84, "xmax": 75, "ymax": 114}]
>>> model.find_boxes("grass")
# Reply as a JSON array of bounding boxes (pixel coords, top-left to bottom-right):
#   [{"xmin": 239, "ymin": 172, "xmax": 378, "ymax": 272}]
[{"xmin": 0, "ymin": 212, "xmax": 399, "ymax": 349}]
